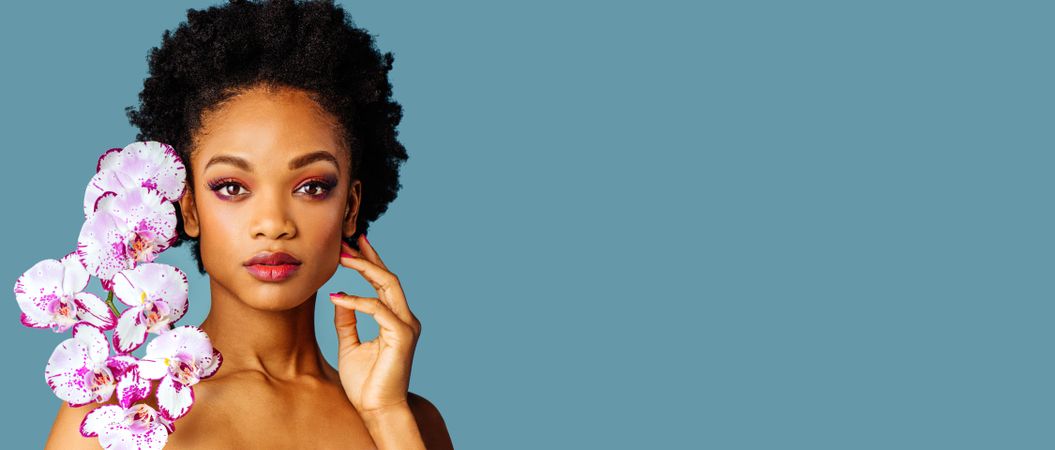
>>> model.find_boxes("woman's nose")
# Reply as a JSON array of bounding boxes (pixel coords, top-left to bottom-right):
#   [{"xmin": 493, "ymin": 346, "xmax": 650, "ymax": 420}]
[{"xmin": 249, "ymin": 195, "xmax": 297, "ymax": 240}]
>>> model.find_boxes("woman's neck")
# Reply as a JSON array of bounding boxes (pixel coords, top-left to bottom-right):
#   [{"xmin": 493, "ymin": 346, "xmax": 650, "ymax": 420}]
[{"xmin": 197, "ymin": 277, "xmax": 333, "ymax": 382}]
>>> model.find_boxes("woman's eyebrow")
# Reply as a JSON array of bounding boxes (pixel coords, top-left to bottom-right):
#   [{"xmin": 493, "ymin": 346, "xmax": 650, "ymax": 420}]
[
  {"xmin": 289, "ymin": 150, "xmax": 339, "ymax": 172},
  {"xmin": 204, "ymin": 154, "xmax": 251, "ymax": 171},
  {"xmin": 203, "ymin": 150, "xmax": 339, "ymax": 173}
]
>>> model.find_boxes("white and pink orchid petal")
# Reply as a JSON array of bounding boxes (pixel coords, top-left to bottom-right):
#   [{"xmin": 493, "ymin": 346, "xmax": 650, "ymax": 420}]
[
  {"xmin": 112, "ymin": 141, "xmax": 187, "ymax": 203},
  {"xmin": 199, "ymin": 348, "xmax": 224, "ymax": 380},
  {"xmin": 113, "ymin": 306, "xmax": 147, "ymax": 354},
  {"xmin": 45, "ymin": 335, "xmax": 95, "ymax": 405},
  {"xmin": 13, "ymin": 259, "xmax": 63, "ymax": 302},
  {"xmin": 96, "ymin": 147, "xmax": 124, "ymax": 173},
  {"xmin": 136, "ymin": 356, "xmax": 168, "ymax": 381},
  {"xmin": 159, "ymin": 414, "xmax": 176, "ymax": 434},
  {"xmin": 111, "ymin": 269, "xmax": 141, "ymax": 309},
  {"xmin": 83, "ymin": 170, "xmax": 123, "ymax": 220},
  {"xmin": 59, "ymin": 251, "xmax": 90, "ymax": 294},
  {"xmin": 72, "ymin": 323, "xmax": 110, "ymax": 367},
  {"xmin": 80, "ymin": 404, "xmax": 123, "ymax": 437},
  {"xmin": 156, "ymin": 376, "xmax": 195, "ymax": 421},
  {"xmin": 21, "ymin": 313, "xmax": 49, "ymax": 329},
  {"xmin": 13, "ymin": 259, "xmax": 65, "ymax": 327},
  {"xmin": 74, "ymin": 292, "xmax": 117, "ymax": 331},
  {"xmin": 105, "ymin": 355, "xmax": 139, "ymax": 379},
  {"xmin": 115, "ymin": 366, "xmax": 152, "ymax": 409},
  {"xmin": 112, "ymin": 263, "xmax": 188, "ymax": 314},
  {"xmin": 77, "ymin": 195, "xmax": 131, "ymax": 283}
]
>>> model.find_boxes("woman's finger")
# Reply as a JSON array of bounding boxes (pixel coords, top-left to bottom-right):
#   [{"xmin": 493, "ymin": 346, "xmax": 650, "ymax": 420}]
[
  {"xmin": 343, "ymin": 235, "xmax": 387, "ymax": 271},
  {"xmin": 356, "ymin": 234, "xmax": 388, "ymax": 270},
  {"xmin": 329, "ymin": 292, "xmax": 415, "ymax": 344},
  {"xmin": 331, "ymin": 294, "xmax": 361, "ymax": 346},
  {"xmin": 338, "ymin": 251, "xmax": 415, "ymax": 328},
  {"xmin": 341, "ymin": 239, "xmax": 363, "ymax": 259}
]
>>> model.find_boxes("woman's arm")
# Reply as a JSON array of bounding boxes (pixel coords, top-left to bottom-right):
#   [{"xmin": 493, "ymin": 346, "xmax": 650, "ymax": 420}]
[
  {"xmin": 360, "ymin": 393, "xmax": 453, "ymax": 450},
  {"xmin": 333, "ymin": 236, "xmax": 454, "ymax": 449}
]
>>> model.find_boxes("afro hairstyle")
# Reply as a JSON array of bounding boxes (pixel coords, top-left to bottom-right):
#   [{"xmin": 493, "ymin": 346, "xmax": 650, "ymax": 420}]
[{"xmin": 125, "ymin": 0, "xmax": 408, "ymax": 274}]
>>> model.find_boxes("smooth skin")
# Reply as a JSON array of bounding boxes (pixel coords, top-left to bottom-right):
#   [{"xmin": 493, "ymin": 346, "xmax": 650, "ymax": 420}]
[{"xmin": 45, "ymin": 85, "xmax": 453, "ymax": 449}]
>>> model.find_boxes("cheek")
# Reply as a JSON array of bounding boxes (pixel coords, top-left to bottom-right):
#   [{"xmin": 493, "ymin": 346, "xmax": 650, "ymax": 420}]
[
  {"xmin": 195, "ymin": 199, "xmax": 248, "ymax": 267},
  {"xmin": 296, "ymin": 203, "xmax": 345, "ymax": 237}
]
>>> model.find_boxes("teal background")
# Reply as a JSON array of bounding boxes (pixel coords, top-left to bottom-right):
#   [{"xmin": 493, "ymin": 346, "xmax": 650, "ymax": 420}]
[{"xmin": 1, "ymin": 0, "xmax": 1051, "ymax": 448}]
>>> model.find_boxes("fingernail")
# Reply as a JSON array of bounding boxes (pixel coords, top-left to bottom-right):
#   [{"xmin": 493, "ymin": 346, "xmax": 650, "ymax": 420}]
[
  {"xmin": 329, "ymin": 292, "xmax": 339, "ymax": 300},
  {"xmin": 341, "ymin": 251, "xmax": 354, "ymax": 259}
]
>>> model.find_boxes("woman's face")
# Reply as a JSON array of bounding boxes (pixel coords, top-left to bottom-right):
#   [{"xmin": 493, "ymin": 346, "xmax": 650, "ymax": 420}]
[{"xmin": 178, "ymin": 85, "xmax": 360, "ymax": 311}]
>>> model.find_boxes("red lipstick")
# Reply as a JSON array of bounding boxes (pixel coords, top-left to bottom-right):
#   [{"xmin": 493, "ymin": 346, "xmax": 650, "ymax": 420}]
[{"xmin": 243, "ymin": 252, "xmax": 301, "ymax": 282}]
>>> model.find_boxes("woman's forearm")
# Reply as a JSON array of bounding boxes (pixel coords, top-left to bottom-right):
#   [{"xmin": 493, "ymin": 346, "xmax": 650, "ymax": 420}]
[{"xmin": 362, "ymin": 403, "xmax": 427, "ymax": 450}]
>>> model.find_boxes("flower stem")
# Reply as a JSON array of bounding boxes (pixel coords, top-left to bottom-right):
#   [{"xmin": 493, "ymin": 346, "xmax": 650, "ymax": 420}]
[{"xmin": 105, "ymin": 290, "xmax": 120, "ymax": 317}]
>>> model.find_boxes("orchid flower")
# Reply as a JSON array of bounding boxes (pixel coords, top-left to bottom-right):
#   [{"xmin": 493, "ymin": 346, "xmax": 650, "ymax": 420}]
[
  {"xmin": 44, "ymin": 324, "xmax": 153, "ymax": 408},
  {"xmin": 78, "ymin": 187, "xmax": 177, "ymax": 289},
  {"xmin": 139, "ymin": 326, "xmax": 222, "ymax": 420},
  {"xmin": 14, "ymin": 252, "xmax": 116, "ymax": 332},
  {"xmin": 45, "ymin": 324, "xmax": 116, "ymax": 406},
  {"xmin": 81, "ymin": 403, "xmax": 173, "ymax": 450},
  {"xmin": 111, "ymin": 263, "xmax": 189, "ymax": 354},
  {"xmin": 83, "ymin": 141, "xmax": 186, "ymax": 219}
]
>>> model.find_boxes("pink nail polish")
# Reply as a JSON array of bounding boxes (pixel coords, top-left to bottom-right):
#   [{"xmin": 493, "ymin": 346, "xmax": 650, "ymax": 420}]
[{"xmin": 341, "ymin": 251, "xmax": 354, "ymax": 259}]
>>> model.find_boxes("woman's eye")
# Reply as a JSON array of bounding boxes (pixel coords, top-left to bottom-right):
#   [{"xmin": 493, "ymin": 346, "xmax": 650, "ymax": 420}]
[
  {"xmin": 222, "ymin": 184, "xmax": 244, "ymax": 196},
  {"xmin": 296, "ymin": 181, "xmax": 331, "ymax": 197},
  {"xmin": 208, "ymin": 180, "xmax": 248, "ymax": 199}
]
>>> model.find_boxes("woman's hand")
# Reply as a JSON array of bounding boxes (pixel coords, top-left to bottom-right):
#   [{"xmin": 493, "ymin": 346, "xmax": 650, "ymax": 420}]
[{"xmin": 330, "ymin": 234, "xmax": 422, "ymax": 416}]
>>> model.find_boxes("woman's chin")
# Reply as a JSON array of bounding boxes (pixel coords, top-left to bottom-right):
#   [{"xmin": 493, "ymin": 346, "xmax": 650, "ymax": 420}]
[{"xmin": 237, "ymin": 280, "xmax": 318, "ymax": 311}]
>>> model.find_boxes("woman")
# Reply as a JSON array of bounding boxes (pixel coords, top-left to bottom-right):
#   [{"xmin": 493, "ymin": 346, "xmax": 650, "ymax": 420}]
[{"xmin": 45, "ymin": 0, "xmax": 453, "ymax": 448}]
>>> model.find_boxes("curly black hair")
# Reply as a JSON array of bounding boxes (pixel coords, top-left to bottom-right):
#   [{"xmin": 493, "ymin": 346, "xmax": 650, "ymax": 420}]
[{"xmin": 125, "ymin": 0, "xmax": 408, "ymax": 275}]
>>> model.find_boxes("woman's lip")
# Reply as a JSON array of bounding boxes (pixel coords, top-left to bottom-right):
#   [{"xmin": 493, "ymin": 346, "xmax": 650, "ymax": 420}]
[
  {"xmin": 245, "ymin": 264, "xmax": 300, "ymax": 282},
  {"xmin": 243, "ymin": 251, "xmax": 302, "ymax": 266}
]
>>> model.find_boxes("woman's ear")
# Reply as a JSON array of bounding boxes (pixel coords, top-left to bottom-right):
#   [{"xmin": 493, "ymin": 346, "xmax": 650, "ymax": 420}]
[
  {"xmin": 178, "ymin": 188, "xmax": 201, "ymax": 238},
  {"xmin": 343, "ymin": 180, "xmax": 362, "ymax": 238}
]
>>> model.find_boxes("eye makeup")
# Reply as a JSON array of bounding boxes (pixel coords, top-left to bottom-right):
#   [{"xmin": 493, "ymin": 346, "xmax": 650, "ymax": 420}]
[
  {"xmin": 204, "ymin": 174, "xmax": 338, "ymax": 201},
  {"xmin": 207, "ymin": 177, "xmax": 247, "ymax": 200},
  {"xmin": 294, "ymin": 174, "xmax": 338, "ymax": 200}
]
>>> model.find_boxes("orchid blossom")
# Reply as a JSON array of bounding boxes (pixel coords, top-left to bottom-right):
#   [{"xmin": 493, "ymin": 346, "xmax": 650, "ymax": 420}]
[
  {"xmin": 45, "ymin": 324, "xmax": 116, "ymax": 406},
  {"xmin": 14, "ymin": 252, "xmax": 116, "ymax": 332},
  {"xmin": 139, "ymin": 325, "xmax": 222, "ymax": 420},
  {"xmin": 83, "ymin": 141, "xmax": 186, "ymax": 219},
  {"xmin": 44, "ymin": 323, "xmax": 154, "ymax": 410},
  {"xmin": 111, "ymin": 263, "xmax": 189, "ymax": 354},
  {"xmin": 81, "ymin": 403, "xmax": 173, "ymax": 450},
  {"xmin": 78, "ymin": 188, "xmax": 178, "ymax": 289}
]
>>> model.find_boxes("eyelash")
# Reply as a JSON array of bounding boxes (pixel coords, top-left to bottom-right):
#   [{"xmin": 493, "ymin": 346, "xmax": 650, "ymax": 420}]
[{"xmin": 206, "ymin": 177, "xmax": 336, "ymax": 200}]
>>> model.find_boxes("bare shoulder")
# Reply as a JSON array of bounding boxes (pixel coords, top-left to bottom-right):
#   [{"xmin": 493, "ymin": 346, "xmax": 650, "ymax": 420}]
[
  {"xmin": 45, "ymin": 399, "xmax": 117, "ymax": 449},
  {"xmin": 407, "ymin": 391, "xmax": 454, "ymax": 450}
]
